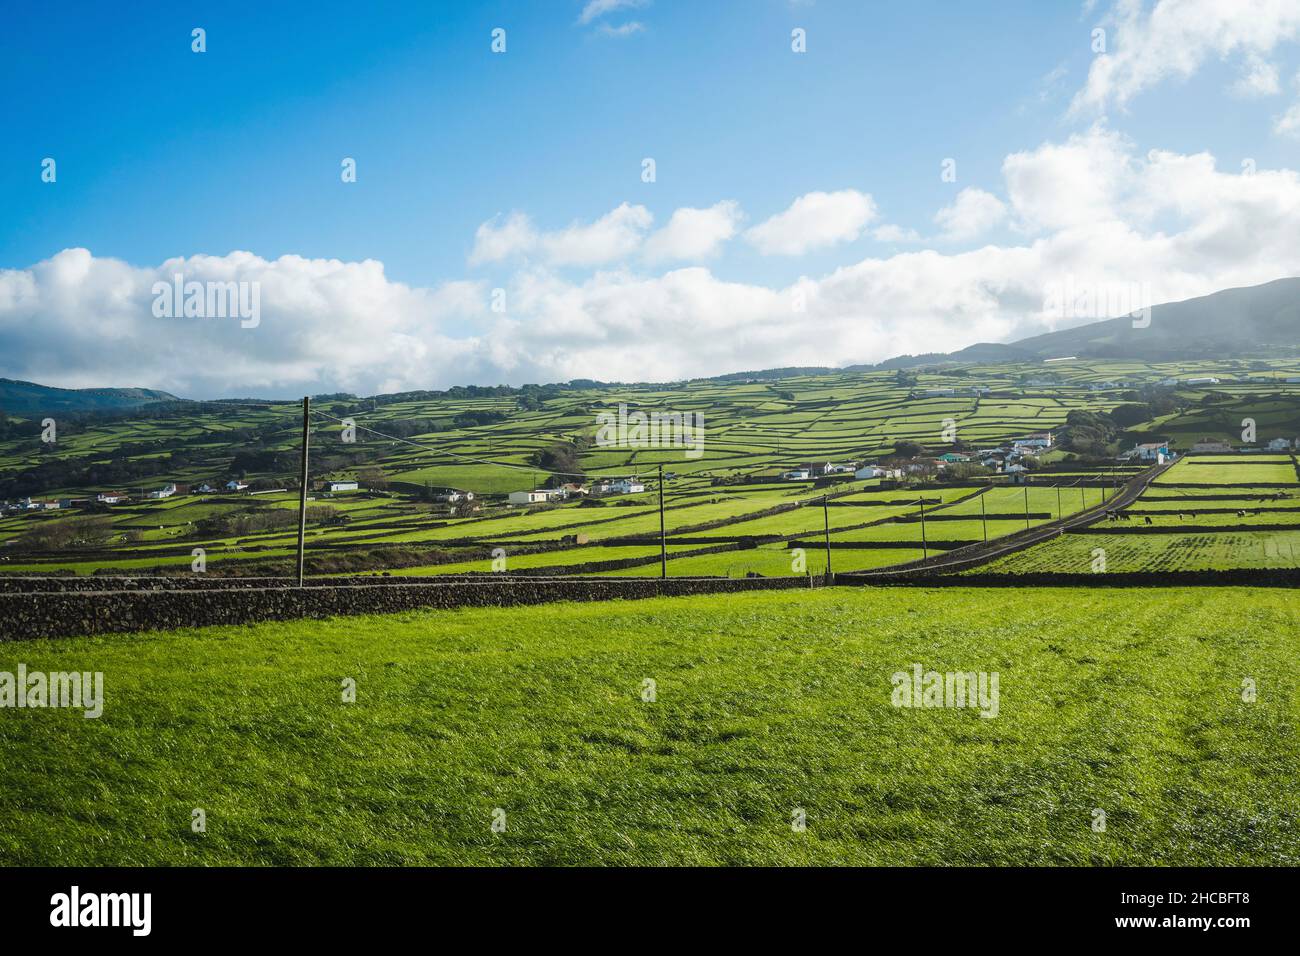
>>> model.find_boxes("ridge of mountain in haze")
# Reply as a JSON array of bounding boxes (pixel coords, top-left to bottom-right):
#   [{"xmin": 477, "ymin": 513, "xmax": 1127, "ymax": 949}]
[
  {"xmin": 877, "ymin": 277, "xmax": 1300, "ymax": 369},
  {"xmin": 0, "ymin": 378, "xmax": 180, "ymax": 417}
]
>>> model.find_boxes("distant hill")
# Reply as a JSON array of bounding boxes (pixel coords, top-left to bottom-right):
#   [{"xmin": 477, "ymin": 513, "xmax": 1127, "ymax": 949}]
[
  {"xmin": 0, "ymin": 378, "xmax": 180, "ymax": 417},
  {"xmin": 851, "ymin": 277, "xmax": 1300, "ymax": 370},
  {"xmin": 1011, "ymin": 277, "xmax": 1300, "ymax": 360}
]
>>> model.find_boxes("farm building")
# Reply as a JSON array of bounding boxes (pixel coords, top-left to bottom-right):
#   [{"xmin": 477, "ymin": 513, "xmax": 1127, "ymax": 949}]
[
  {"xmin": 607, "ymin": 478, "xmax": 645, "ymax": 494},
  {"xmin": 508, "ymin": 489, "xmax": 561, "ymax": 505},
  {"xmin": 433, "ymin": 489, "xmax": 474, "ymax": 503},
  {"xmin": 326, "ymin": 480, "xmax": 359, "ymax": 493},
  {"xmin": 1128, "ymin": 442, "xmax": 1170, "ymax": 461},
  {"xmin": 225, "ymin": 480, "xmax": 249, "ymax": 491},
  {"xmin": 147, "ymin": 483, "xmax": 178, "ymax": 499},
  {"xmin": 1190, "ymin": 439, "xmax": 1234, "ymax": 453},
  {"xmin": 1266, "ymin": 437, "xmax": 1294, "ymax": 451}
]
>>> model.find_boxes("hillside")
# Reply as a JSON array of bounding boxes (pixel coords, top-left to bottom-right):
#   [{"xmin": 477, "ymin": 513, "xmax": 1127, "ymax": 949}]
[
  {"xmin": 0, "ymin": 378, "xmax": 180, "ymax": 416},
  {"xmin": 1012, "ymin": 277, "xmax": 1300, "ymax": 360}
]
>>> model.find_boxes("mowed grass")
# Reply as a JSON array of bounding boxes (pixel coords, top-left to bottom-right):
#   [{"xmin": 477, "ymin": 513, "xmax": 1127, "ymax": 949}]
[{"xmin": 1, "ymin": 586, "xmax": 1296, "ymax": 866}]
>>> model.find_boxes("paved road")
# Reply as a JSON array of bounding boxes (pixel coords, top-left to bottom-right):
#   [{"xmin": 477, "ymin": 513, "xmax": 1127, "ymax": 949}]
[{"xmin": 839, "ymin": 460, "xmax": 1175, "ymax": 579}]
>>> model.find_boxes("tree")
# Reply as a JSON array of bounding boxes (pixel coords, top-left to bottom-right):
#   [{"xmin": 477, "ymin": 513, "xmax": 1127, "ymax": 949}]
[{"xmin": 358, "ymin": 467, "xmax": 388, "ymax": 491}]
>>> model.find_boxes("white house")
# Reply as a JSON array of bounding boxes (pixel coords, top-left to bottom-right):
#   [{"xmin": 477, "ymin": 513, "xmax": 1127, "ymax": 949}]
[
  {"xmin": 96, "ymin": 491, "xmax": 130, "ymax": 504},
  {"xmin": 148, "ymin": 483, "xmax": 178, "ymax": 499},
  {"xmin": 326, "ymin": 480, "xmax": 359, "ymax": 493},
  {"xmin": 607, "ymin": 478, "xmax": 645, "ymax": 495},
  {"xmin": 1129, "ymin": 442, "xmax": 1170, "ymax": 462},
  {"xmin": 854, "ymin": 465, "xmax": 885, "ymax": 480},
  {"xmin": 1266, "ymin": 437, "xmax": 1294, "ymax": 451},
  {"xmin": 782, "ymin": 469, "xmax": 812, "ymax": 481},
  {"xmin": 434, "ymin": 489, "xmax": 475, "ymax": 503},
  {"xmin": 195, "ymin": 483, "xmax": 216, "ymax": 494},
  {"xmin": 1185, "ymin": 376, "xmax": 1220, "ymax": 386},
  {"xmin": 1012, "ymin": 432, "xmax": 1053, "ymax": 449},
  {"xmin": 508, "ymin": 489, "xmax": 562, "ymax": 505},
  {"xmin": 225, "ymin": 480, "xmax": 249, "ymax": 491}
]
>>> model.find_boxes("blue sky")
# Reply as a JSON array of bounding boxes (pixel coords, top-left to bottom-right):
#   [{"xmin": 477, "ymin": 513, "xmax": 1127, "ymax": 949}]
[{"xmin": 3, "ymin": 1, "xmax": 1300, "ymax": 396}]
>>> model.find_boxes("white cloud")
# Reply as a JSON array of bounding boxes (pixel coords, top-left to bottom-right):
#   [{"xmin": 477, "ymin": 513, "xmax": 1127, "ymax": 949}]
[
  {"xmin": 1003, "ymin": 125, "xmax": 1133, "ymax": 232},
  {"xmin": 1233, "ymin": 54, "xmax": 1281, "ymax": 96},
  {"xmin": 468, "ymin": 212, "xmax": 537, "ymax": 266},
  {"xmin": 470, "ymin": 203, "xmax": 653, "ymax": 267},
  {"xmin": 8, "ymin": 136, "xmax": 1300, "ymax": 395},
  {"xmin": 540, "ymin": 203, "xmax": 653, "ymax": 266},
  {"xmin": 1276, "ymin": 100, "xmax": 1300, "ymax": 137},
  {"xmin": 872, "ymin": 224, "xmax": 921, "ymax": 243},
  {"xmin": 599, "ymin": 22, "xmax": 645, "ymax": 37},
  {"xmin": 744, "ymin": 189, "xmax": 878, "ymax": 255},
  {"xmin": 1072, "ymin": 0, "xmax": 1300, "ymax": 114},
  {"xmin": 578, "ymin": 0, "xmax": 649, "ymax": 25},
  {"xmin": 642, "ymin": 201, "xmax": 742, "ymax": 262},
  {"xmin": 934, "ymin": 188, "xmax": 1008, "ymax": 241}
]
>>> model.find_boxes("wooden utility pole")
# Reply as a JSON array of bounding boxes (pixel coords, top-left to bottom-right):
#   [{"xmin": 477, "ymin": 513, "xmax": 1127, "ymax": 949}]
[
  {"xmin": 822, "ymin": 494, "xmax": 833, "ymax": 583},
  {"xmin": 1023, "ymin": 482, "xmax": 1030, "ymax": 531},
  {"xmin": 1056, "ymin": 483, "xmax": 1062, "ymax": 521},
  {"xmin": 657, "ymin": 464, "xmax": 667, "ymax": 579},
  {"xmin": 918, "ymin": 496, "xmax": 928, "ymax": 560},
  {"xmin": 296, "ymin": 396, "xmax": 310, "ymax": 587},
  {"xmin": 980, "ymin": 487, "xmax": 988, "ymax": 542}
]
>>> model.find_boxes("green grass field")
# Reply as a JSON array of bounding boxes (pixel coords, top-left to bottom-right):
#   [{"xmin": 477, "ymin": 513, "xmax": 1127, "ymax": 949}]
[{"xmin": 1, "ymin": 586, "xmax": 1295, "ymax": 866}]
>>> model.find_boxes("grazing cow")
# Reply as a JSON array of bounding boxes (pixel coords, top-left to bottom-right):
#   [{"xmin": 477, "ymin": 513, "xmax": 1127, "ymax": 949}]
[{"xmin": 1143, "ymin": 516, "xmax": 1153, "ymax": 525}]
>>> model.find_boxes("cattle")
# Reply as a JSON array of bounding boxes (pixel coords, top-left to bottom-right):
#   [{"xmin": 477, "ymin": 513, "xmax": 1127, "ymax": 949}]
[{"xmin": 1143, "ymin": 516, "xmax": 1153, "ymax": 525}]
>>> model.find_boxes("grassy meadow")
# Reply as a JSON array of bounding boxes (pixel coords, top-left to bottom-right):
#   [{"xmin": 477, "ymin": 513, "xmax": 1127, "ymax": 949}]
[{"xmin": 1, "ymin": 586, "xmax": 1296, "ymax": 866}]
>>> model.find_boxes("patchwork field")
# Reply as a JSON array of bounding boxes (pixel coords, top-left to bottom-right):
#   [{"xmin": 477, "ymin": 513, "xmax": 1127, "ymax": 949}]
[
  {"xmin": 2, "ymin": 358, "xmax": 1297, "ymax": 579},
  {"xmin": 1, "ymin": 587, "xmax": 1294, "ymax": 866}
]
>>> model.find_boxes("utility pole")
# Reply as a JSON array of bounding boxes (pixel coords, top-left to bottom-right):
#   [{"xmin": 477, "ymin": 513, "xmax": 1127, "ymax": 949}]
[
  {"xmin": 1023, "ymin": 482, "xmax": 1030, "ymax": 531},
  {"xmin": 657, "ymin": 464, "xmax": 667, "ymax": 579},
  {"xmin": 918, "ymin": 496, "xmax": 928, "ymax": 560},
  {"xmin": 980, "ymin": 487, "xmax": 988, "ymax": 542},
  {"xmin": 296, "ymin": 396, "xmax": 310, "ymax": 587},
  {"xmin": 822, "ymin": 494, "xmax": 833, "ymax": 583},
  {"xmin": 1056, "ymin": 483, "xmax": 1062, "ymax": 521}
]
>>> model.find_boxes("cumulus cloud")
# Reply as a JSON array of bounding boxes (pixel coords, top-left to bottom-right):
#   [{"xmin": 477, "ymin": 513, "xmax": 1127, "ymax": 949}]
[
  {"xmin": 934, "ymin": 188, "xmax": 1009, "ymax": 241},
  {"xmin": 0, "ymin": 249, "xmax": 490, "ymax": 398},
  {"xmin": 470, "ymin": 203, "xmax": 653, "ymax": 267},
  {"xmin": 1003, "ymin": 125, "xmax": 1133, "ymax": 232},
  {"xmin": 744, "ymin": 189, "xmax": 878, "ymax": 255},
  {"xmin": 1072, "ymin": 0, "xmax": 1300, "ymax": 115},
  {"xmin": 578, "ymin": 0, "xmax": 649, "ymax": 25},
  {"xmin": 642, "ymin": 201, "xmax": 742, "ymax": 262},
  {"xmin": 6, "ymin": 135, "xmax": 1300, "ymax": 395},
  {"xmin": 1233, "ymin": 54, "xmax": 1282, "ymax": 96}
]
